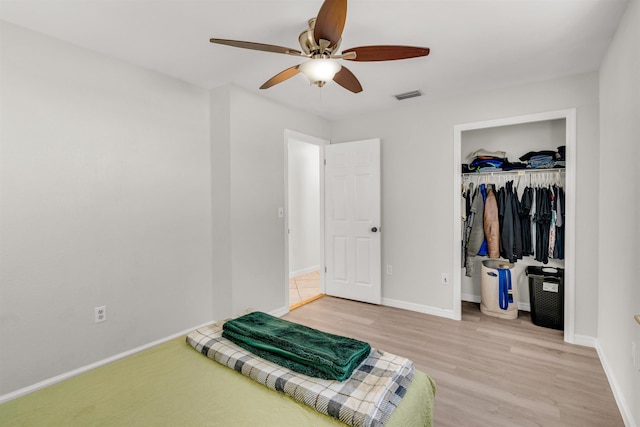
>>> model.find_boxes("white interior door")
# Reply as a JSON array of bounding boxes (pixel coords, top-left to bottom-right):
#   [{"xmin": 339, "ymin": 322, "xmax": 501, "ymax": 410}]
[{"xmin": 324, "ymin": 139, "xmax": 381, "ymax": 304}]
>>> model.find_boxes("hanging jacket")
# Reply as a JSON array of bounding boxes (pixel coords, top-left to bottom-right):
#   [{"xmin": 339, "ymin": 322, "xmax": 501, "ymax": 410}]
[
  {"xmin": 510, "ymin": 182, "xmax": 523, "ymax": 260},
  {"xmin": 478, "ymin": 184, "xmax": 489, "ymax": 256},
  {"xmin": 483, "ymin": 186, "xmax": 500, "ymax": 258},
  {"xmin": 465, "ymin": 187, "xmax": 485, "ymax": 277},
  {"xmin": 499, "ymin": 181, "xmax": 516, "ymax": 262},
  {"xmin": 519, "ymin": 186, "xmax": 534, "ymax": 256},
  {"xmin": 462, "ymin": 183, "xmax": 475, "ymax": 267},
  {"xmin": 535, "ymin": 187, "xmax": 552, "ymax": 264},
  {"xmin": 494, "ymin": 181, "xmax": 524, "ymax": 263},
  {"xmin": 553, "ymin": 186, "xmax": 565, "ymax": 259}
]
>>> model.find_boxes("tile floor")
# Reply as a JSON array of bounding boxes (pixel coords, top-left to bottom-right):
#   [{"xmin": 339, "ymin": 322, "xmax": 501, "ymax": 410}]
[{"xmin": 289, "ymin": 270, "xmax": 322, "ymax": 308}]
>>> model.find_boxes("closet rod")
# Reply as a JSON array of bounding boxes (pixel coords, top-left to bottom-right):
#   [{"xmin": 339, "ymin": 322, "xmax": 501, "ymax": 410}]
[{"xmin": 462, "ymin": 168, "xmax": 565, "ymax": 177}]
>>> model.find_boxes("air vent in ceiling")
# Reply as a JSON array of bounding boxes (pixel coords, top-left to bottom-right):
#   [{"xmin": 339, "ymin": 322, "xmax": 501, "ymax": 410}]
[{"xmin": 394, "ymin": 90, "xmax": 423, "ymax": 101}]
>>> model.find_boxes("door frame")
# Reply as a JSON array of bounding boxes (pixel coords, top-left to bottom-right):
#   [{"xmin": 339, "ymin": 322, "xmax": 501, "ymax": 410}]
[
  {"xmin": 283, "ymin": 129, "xmax": 329, "ymax": 311},
  {"xmin": 452, "ymin": 108, "xmax": 577, "ymax": 344}
]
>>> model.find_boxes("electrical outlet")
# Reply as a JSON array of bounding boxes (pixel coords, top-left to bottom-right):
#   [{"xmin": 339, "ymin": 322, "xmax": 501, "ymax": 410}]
[
  {"xmin": 441, "ymin": 273, "xmax": 449, "ymax": 285},
  {"xmin": 95, "ymin": 305, "xmax": 107, "ymax": 323},
  {"xmin": 386, "ymin": 265, "xmax": 392, "ymax": 275}
]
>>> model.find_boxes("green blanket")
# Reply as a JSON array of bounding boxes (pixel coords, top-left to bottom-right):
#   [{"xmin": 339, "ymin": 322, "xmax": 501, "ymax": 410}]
[{"xmin": 222, "ymin": 311, "xmax": 371, "ymax": 381}]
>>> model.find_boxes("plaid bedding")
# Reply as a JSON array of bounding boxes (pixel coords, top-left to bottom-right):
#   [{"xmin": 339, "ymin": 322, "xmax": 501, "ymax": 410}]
[{"xmin": 186, "ymin": 322, "xmax": 414, "ymax": 427}]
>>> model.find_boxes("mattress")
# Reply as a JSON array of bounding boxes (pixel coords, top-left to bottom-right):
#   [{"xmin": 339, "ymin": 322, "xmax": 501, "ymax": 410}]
[{"xmin": 0, "ymin": 333, "xmax": 435, "ymax": 426}]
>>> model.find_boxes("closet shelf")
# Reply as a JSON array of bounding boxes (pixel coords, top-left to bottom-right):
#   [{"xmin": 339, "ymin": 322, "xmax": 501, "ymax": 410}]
[{"xmin": 462, "ymin": 168, "xmax": 565, "ymax": 177}]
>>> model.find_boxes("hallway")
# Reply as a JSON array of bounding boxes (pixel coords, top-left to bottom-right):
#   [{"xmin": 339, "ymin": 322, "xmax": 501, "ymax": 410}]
[{"xmin": 289, "ymin": 270, "xmax": 322, "ymax": 309}]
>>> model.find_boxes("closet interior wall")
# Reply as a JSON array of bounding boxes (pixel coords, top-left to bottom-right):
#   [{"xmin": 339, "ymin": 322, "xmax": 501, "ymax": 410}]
[{"xmin": 461, "ymin": 119, "xmax": 566, "ymax": 310}]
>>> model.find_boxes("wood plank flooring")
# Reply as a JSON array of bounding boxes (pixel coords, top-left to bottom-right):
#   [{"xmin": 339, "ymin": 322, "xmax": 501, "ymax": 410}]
[{"xmin": 283, "ymin": 296, "xmax": 623, "ymax": 427}]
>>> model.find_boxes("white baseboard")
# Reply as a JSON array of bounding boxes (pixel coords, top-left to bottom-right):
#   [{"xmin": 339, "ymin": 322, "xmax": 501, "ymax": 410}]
[
  {"xmin": 269, "ymin": 305, "xmax": 290, "ymax": 318},
  {"xmin": 572, "ymin": 334, "xmax": 597, "ymax": 348},
  {"xmin": 382, "ymin": 297, "xmax": 457, "ymax": 319},
  {"xmin": 461, "ymin": 293, "xmax": 481, "ymax": 304},
  {"xmin": 518, "ymin": 302, "xmax": 531, "ymax": 311},
  {"xmin": 595, "ymin": 340, "xmax": 638, "ymax": 427},
  {"xmin": 289, "ymin": 265, "xmax": 321, "ymax": 278},
  {"xmin": 0, "ymin": 320, "xmax": 214, "ymax": 405},
  {"xmin": 462, "ymin": 293, "xmax": 531, "ymax": 311}
]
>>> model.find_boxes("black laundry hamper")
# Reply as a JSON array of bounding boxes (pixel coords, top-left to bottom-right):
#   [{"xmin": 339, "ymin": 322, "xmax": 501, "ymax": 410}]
[{"xmin": 525, "ymin": 266, "xmax": 564, "ymax": 330}]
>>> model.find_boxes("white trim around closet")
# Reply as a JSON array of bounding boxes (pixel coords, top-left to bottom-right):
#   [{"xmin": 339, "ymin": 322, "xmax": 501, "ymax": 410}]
[{"xmin": 452, "ymin": 108, "xmax": 577, "ymax": 344}]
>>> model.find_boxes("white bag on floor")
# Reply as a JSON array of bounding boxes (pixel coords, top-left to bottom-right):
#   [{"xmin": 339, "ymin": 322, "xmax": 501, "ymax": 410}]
[{"xmin": 480, "ymin": 259, "xmax": 518, "ymax": 320}]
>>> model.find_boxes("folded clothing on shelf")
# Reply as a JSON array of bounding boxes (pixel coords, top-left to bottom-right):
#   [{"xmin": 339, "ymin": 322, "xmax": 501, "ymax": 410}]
[
  {"xmin": 464, "ymin": 146, "xmax": 566, "ymax": 173},
  {"xmin": 465, "ymin": 156, "xmax": 527, "ymax": 173},
  {"xmin": 528, "ymin": 155, "xmax": 555, "ymax": 169},
  {"xmin": 469, "ymin": 157, "xmax": 504, "ymax": 170},
  {"xmin": 519, "ymin": 150, "xmax": 558, "ymax": 162},
  {"xmin": 466, "ymin": 149, "xmax": 507, "ymax": 162}
]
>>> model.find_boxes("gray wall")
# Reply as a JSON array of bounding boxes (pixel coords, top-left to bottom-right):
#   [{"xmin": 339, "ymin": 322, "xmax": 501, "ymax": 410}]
[
  {"xmin": 210, "ymin": 86, "xmax": 233, "ymax": 319},
  {"xmin": 598, "ymin": 0, "xmax": 640, "ymax": 424},
  {"xmin": 330, "ymin": 72, "xmax": 600, "ymax": 338},
  {"xmin": 0, "ymin": 22, "xmax": 213, "ymax": 394},
  {"xmin": 211, "ymin": 86, "xmax": 329, "ymax": 319},
  {"xmin": 288, "ymin": 139, "xmax": 321, "ymax": 276}
]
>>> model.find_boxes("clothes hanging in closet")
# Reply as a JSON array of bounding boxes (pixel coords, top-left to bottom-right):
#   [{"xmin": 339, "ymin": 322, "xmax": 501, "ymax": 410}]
[
  {"xmin": 534, "ymin": 186, "xmax": 552, "ymax": 264},
  {"xmin": 464, "ymin": 185, "xmax": 485, "ymax": 277},
  {"xmin": 497, "ymin": 180, "xmax": 523, "ymax": 263},
  {"xmin": 483, "ymin": 186, "xmax": 500, "ymax": 258},
  {"xmin": 553, "ymin": 186, "xmax": 565, "ymax": 259},
  {"xmin": 462, "ymin": 175, "xmax": 565, "ymax": 273},
  {"xmin": 477, "ymin": 184, "xmax": 489, "ymax": 256},
  {"xmin": 520, "ymin": 186, "xmax": 534, "ymax": 256}
]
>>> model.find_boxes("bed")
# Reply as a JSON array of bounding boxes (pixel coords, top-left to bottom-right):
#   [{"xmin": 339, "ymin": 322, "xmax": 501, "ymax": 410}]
[{"xmin": 0, "ymin": 319, "xmax": 435, "ymax": 426}]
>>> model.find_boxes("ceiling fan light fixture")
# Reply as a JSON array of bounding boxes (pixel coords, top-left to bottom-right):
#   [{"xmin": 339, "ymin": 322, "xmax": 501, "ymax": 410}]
[
  {"xmin": 209, "ymin": 0, "xmax": 430, "ymax": 94},
  {"xmin": 299, "ymin": 59, "xmax": 342, "ymax": 86}
]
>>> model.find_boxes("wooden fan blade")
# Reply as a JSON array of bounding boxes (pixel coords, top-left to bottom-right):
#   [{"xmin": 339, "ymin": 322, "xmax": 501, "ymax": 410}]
[
  {"xmin": 333, "ymin": 66, "xmax": 363, "ymax": 93},
  {"xmin": 342, "ymin": 45, "xmax": 430, "ymax": 62},
  {"xmin": 260, "ymin": 66, "xmax": 301, "ymax": 89},
  {"xmin": 313, "ymin": 0, "xmax": 347, "ymax": 47},
  {"xmin": 210, "ymin": 38, "xmax": 302, "ymax": 56}
]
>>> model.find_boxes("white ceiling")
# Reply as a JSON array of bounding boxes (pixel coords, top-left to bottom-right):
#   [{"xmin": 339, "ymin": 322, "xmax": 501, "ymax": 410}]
[{"xmin": 0, "ymin": 0, "xmax": 629, "ymax": 120}]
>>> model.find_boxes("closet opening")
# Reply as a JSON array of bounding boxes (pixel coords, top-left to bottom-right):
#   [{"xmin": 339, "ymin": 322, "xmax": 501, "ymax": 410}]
[{"xmin": 452, "ymin": 109, "xmax": 576, "ymax": 344}]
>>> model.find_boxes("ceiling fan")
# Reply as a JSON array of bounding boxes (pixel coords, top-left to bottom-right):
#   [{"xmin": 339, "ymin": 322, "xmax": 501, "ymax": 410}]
[{"xmin": 209, "ymin": 0, "xmax": 430, "ymax": 93}]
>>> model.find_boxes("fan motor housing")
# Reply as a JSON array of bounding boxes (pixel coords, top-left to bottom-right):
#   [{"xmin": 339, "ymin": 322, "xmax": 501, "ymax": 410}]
[{"xmin": 299, "ymin": 18, "xmax": 340, "ymax": 56}]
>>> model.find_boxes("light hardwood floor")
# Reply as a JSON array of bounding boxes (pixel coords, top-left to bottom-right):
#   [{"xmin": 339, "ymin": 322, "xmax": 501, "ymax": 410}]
[
  {"xmin": 283, "ymin": 296, "xmax": 623, "ymax": 427},
  {"xmin": 289, "ymin": 270, "xmax": 322, "ymax": 309}
]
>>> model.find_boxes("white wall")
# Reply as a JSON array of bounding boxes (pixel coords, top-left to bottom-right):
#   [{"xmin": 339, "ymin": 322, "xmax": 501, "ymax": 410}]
[
  {"xmin": 598, "ymin": 0, "xmax": 640, "ymax": 425},
  {"xmin": 210, "ymin": 85, "xmax": 329, "ymax": 319},
  {"xmin": 0, "ymin": 22, "xmax": 213, "ymax": 395},
  {"xmin": 210, "ymin": 86, "xmax": 233, "ymax": 318},
  {"xmin": 330, "ymin": 72, "xmax": 600, "ymax": 338},
  {"xmin": 462, "ymin": 119, "xmax": 566, "ymax": 162},
  {"xmin": 288, "ymin": 139, "xmax": 320, "ymax": 276}
]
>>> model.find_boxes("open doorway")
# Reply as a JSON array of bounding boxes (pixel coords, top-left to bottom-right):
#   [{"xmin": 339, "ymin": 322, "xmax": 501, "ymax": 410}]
[
  {"xmin": 452, "ymin": 109, "xmax": 577, "ymax": 344},
  {"xmin": 285, "ymin": 131, "xmax": 327, "ymax": 310}
]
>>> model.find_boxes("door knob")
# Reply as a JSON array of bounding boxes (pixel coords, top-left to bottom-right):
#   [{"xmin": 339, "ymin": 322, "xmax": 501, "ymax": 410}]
[{"xmin": 371, "ymin": 227, "xmax": 379, "ymax": 232}]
